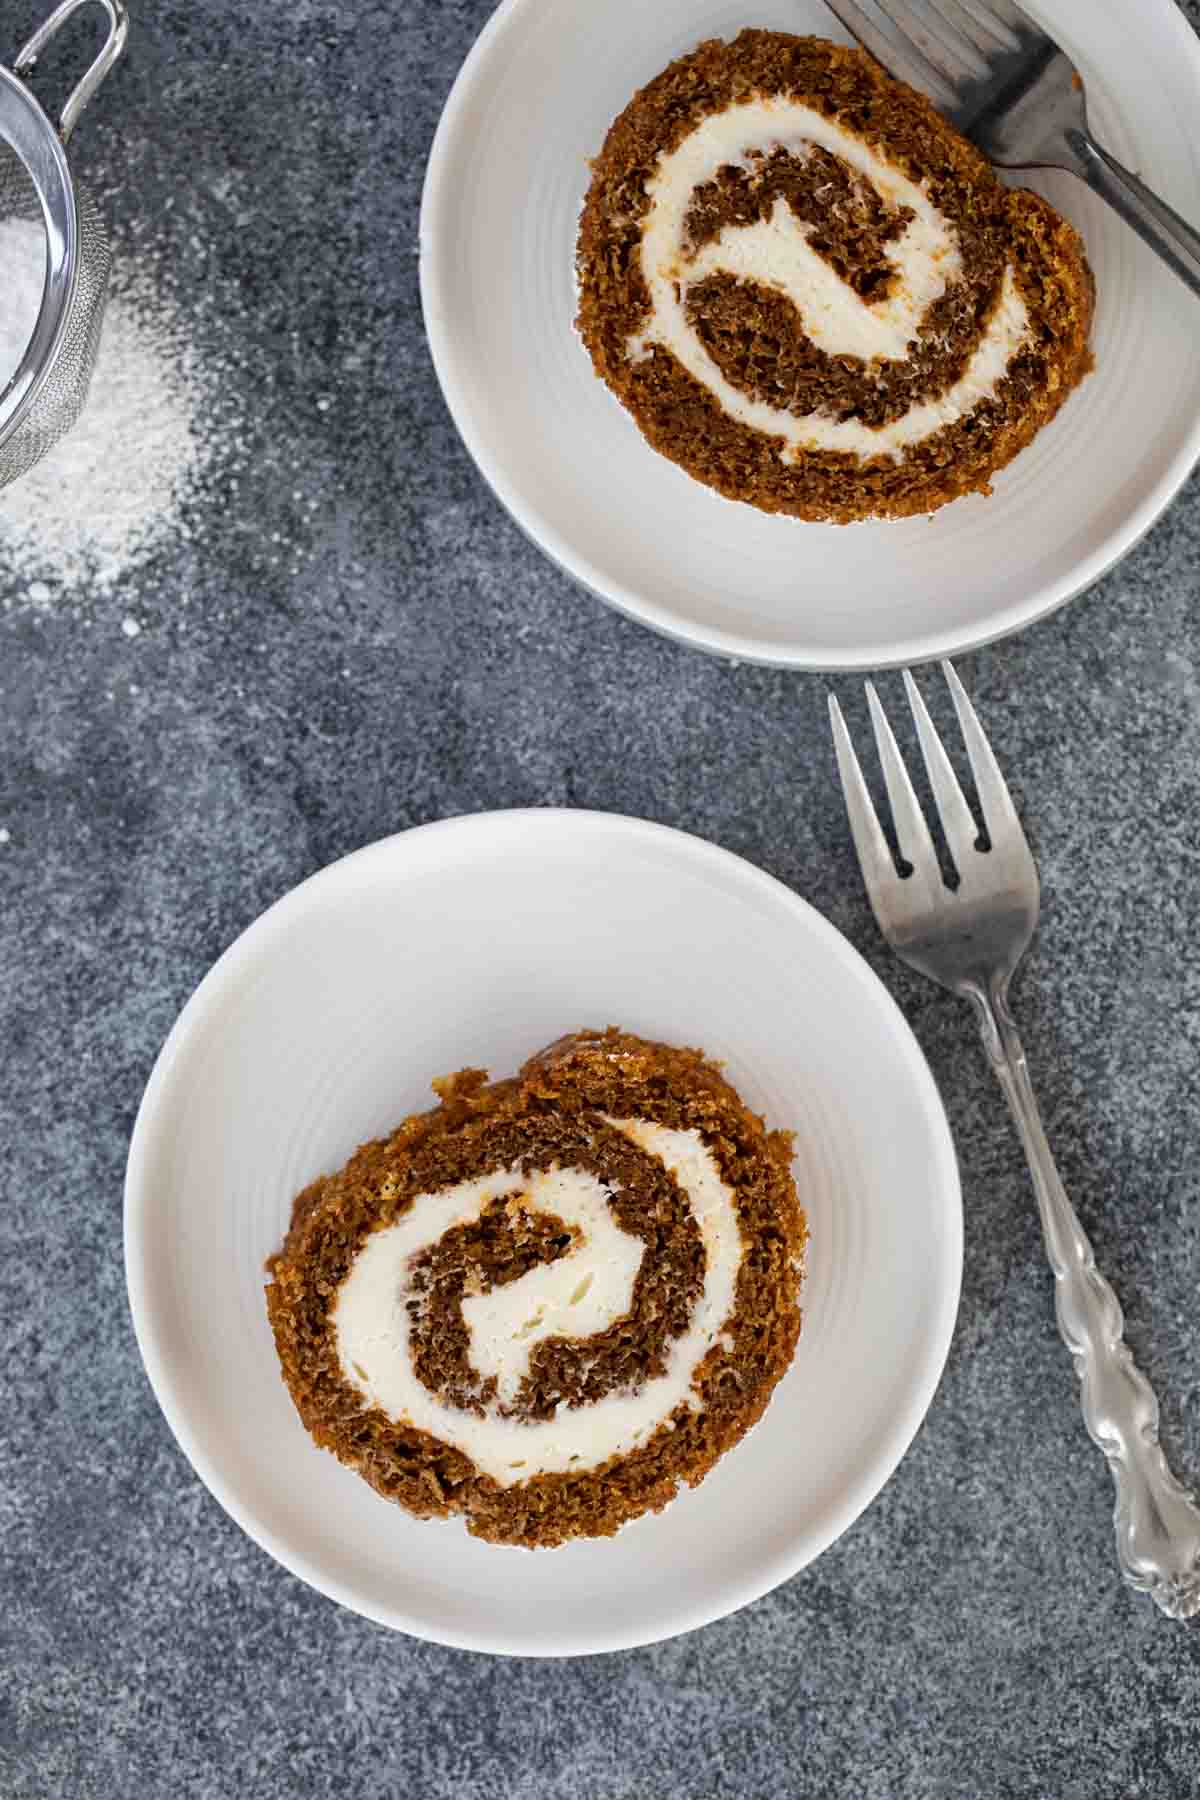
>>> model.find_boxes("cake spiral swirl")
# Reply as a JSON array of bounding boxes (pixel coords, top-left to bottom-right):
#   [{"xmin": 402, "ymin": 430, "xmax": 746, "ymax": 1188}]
[
  {"xmin": 576, "ymin": 31, "xmax": 1093, "ymax": 521},
  {"xmin": 266, "ymin": 1030, "xmax": 806, "ymax": 1547}
]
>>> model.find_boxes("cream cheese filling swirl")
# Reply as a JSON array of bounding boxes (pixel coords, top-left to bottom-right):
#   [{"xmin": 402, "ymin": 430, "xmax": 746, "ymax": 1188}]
[
  {"xmin": 627, "ymin": 95, "xmax": 1029, "ymax": 464},
  {"xmin": 334, "ymin": 1119, "xmax": 742, "ymax": 1488}
]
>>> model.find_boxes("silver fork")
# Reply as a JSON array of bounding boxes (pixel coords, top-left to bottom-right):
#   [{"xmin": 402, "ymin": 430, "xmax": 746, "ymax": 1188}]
[
  {"xmin": 822, "ymin": 0, "xmax": 1200, "ymax": 297},
  {"xmin": 829, "ymin": 662, "xmax": 1200, "ymax": 1620}
]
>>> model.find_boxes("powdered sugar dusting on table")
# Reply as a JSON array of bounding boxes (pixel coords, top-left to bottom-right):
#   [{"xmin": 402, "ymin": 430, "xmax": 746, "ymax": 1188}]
[{"xmin": 0, "ymin": 216, "xmax": 230, "ymax": 604}]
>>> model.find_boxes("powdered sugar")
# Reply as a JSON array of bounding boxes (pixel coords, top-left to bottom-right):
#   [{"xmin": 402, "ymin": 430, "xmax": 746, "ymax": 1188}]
[
  {"xmin": 0, "ymin": 218, "xmax": 44, "ymax": 390},
  {"xmin": 0, "ymin": 215, "xmax": 217, "ymax": 600}
]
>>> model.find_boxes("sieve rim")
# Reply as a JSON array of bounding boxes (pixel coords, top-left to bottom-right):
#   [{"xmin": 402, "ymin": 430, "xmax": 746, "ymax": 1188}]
[{"xmin": 0, "ymin": 60, "xmax": 79, "ymax": 450}]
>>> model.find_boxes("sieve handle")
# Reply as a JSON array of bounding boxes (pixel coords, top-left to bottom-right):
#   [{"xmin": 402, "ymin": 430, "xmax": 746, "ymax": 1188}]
[{"xmin": 14, "ymin": 0, "xmax": 128, "ymax": 144}]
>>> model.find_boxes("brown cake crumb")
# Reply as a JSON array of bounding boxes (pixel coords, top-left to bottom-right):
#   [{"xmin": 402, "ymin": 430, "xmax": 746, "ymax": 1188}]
[
  {"xmin": 265, "ymin": 1029, "xmax": 806, "ymax": 1548},
  {"xmin": 575, "ymin": 30, "xmax": 1094, "ymax": 522}
]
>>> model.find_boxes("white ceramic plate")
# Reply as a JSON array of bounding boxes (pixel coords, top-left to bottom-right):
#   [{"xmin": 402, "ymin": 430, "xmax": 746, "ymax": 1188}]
[
  {"xmin": 420, "ymin": 0, "xmax": 1200, "ymax": 669},
  {"xmin": 125, "ymin": 811, "xmax": 961, "ymax": 1655}
]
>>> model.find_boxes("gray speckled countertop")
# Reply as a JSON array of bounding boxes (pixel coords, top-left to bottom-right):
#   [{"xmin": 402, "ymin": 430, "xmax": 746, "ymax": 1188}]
[{"xmin": 4, "ymin": 1, "xmax": 1200, "ymax": 1794}]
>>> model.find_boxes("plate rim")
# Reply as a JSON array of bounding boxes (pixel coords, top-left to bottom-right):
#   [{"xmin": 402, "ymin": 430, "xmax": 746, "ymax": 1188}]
[
  {"xmin": 124, "ymin": 807, "xmax": 963, "ymax": 1655},
  {"xmin": 418, "ymin": 0, "xmax": 1200, "ymax": 672}
]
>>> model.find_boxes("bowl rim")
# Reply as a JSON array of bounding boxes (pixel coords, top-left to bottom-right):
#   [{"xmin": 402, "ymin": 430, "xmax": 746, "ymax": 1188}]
[
  {"xmin": 418, "ymin": 0, "xmax": 1200, "ymax": 672},
  {"xmin": 124, "ymin": 808, "xmax": 963, "ymax": 1654}
]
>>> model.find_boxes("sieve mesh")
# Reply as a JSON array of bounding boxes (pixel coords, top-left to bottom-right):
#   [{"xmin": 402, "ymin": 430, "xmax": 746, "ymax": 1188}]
[{"xmin": 0, "ymin": 138, "xmax": 111, "ymax": 489}]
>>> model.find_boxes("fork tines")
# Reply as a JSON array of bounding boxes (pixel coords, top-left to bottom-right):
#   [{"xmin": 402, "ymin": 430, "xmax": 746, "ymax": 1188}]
[
  {"xmin": 829, "ymin": 660, "xmax": 1024, "ymax": 906},
  {"xmin": 823, "ymin": 0, "xmax": 963, "ymax": 105},
  {"xmin": 823, "ymin": 0, "xmax": 1037, "ymax": 110}
]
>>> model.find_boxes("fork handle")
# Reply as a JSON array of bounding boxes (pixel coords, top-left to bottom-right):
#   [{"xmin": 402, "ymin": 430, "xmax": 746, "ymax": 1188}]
[
  {"xmin": 1065, "ymin": 127, "xmax": 1200, "ymax": 300},
  {"xmin": 970, "ymin": 980, "xmax": 1200, "ymax": 1620}
]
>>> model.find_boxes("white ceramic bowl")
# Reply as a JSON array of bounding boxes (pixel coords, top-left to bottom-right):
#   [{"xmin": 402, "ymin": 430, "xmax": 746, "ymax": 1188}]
[
  {"xmin": 420, "ymin": 0, "xmax": 1200, "ymax": 669},
  {"xmin": 125, "ymin": 811, "xmax": 961, "ymax": 1655}
]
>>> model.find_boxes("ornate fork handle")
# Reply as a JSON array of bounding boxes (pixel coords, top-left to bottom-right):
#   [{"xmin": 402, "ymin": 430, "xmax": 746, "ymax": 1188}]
[{"xmin": 965, "ymin": 977, "xmax": 1200, "ymax": 1619}]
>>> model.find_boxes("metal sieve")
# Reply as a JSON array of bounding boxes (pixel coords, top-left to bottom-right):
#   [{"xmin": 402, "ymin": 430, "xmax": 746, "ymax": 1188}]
[{"xmin": 0, "ymin": 0, "xmax": 128, "ymax": 491}]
